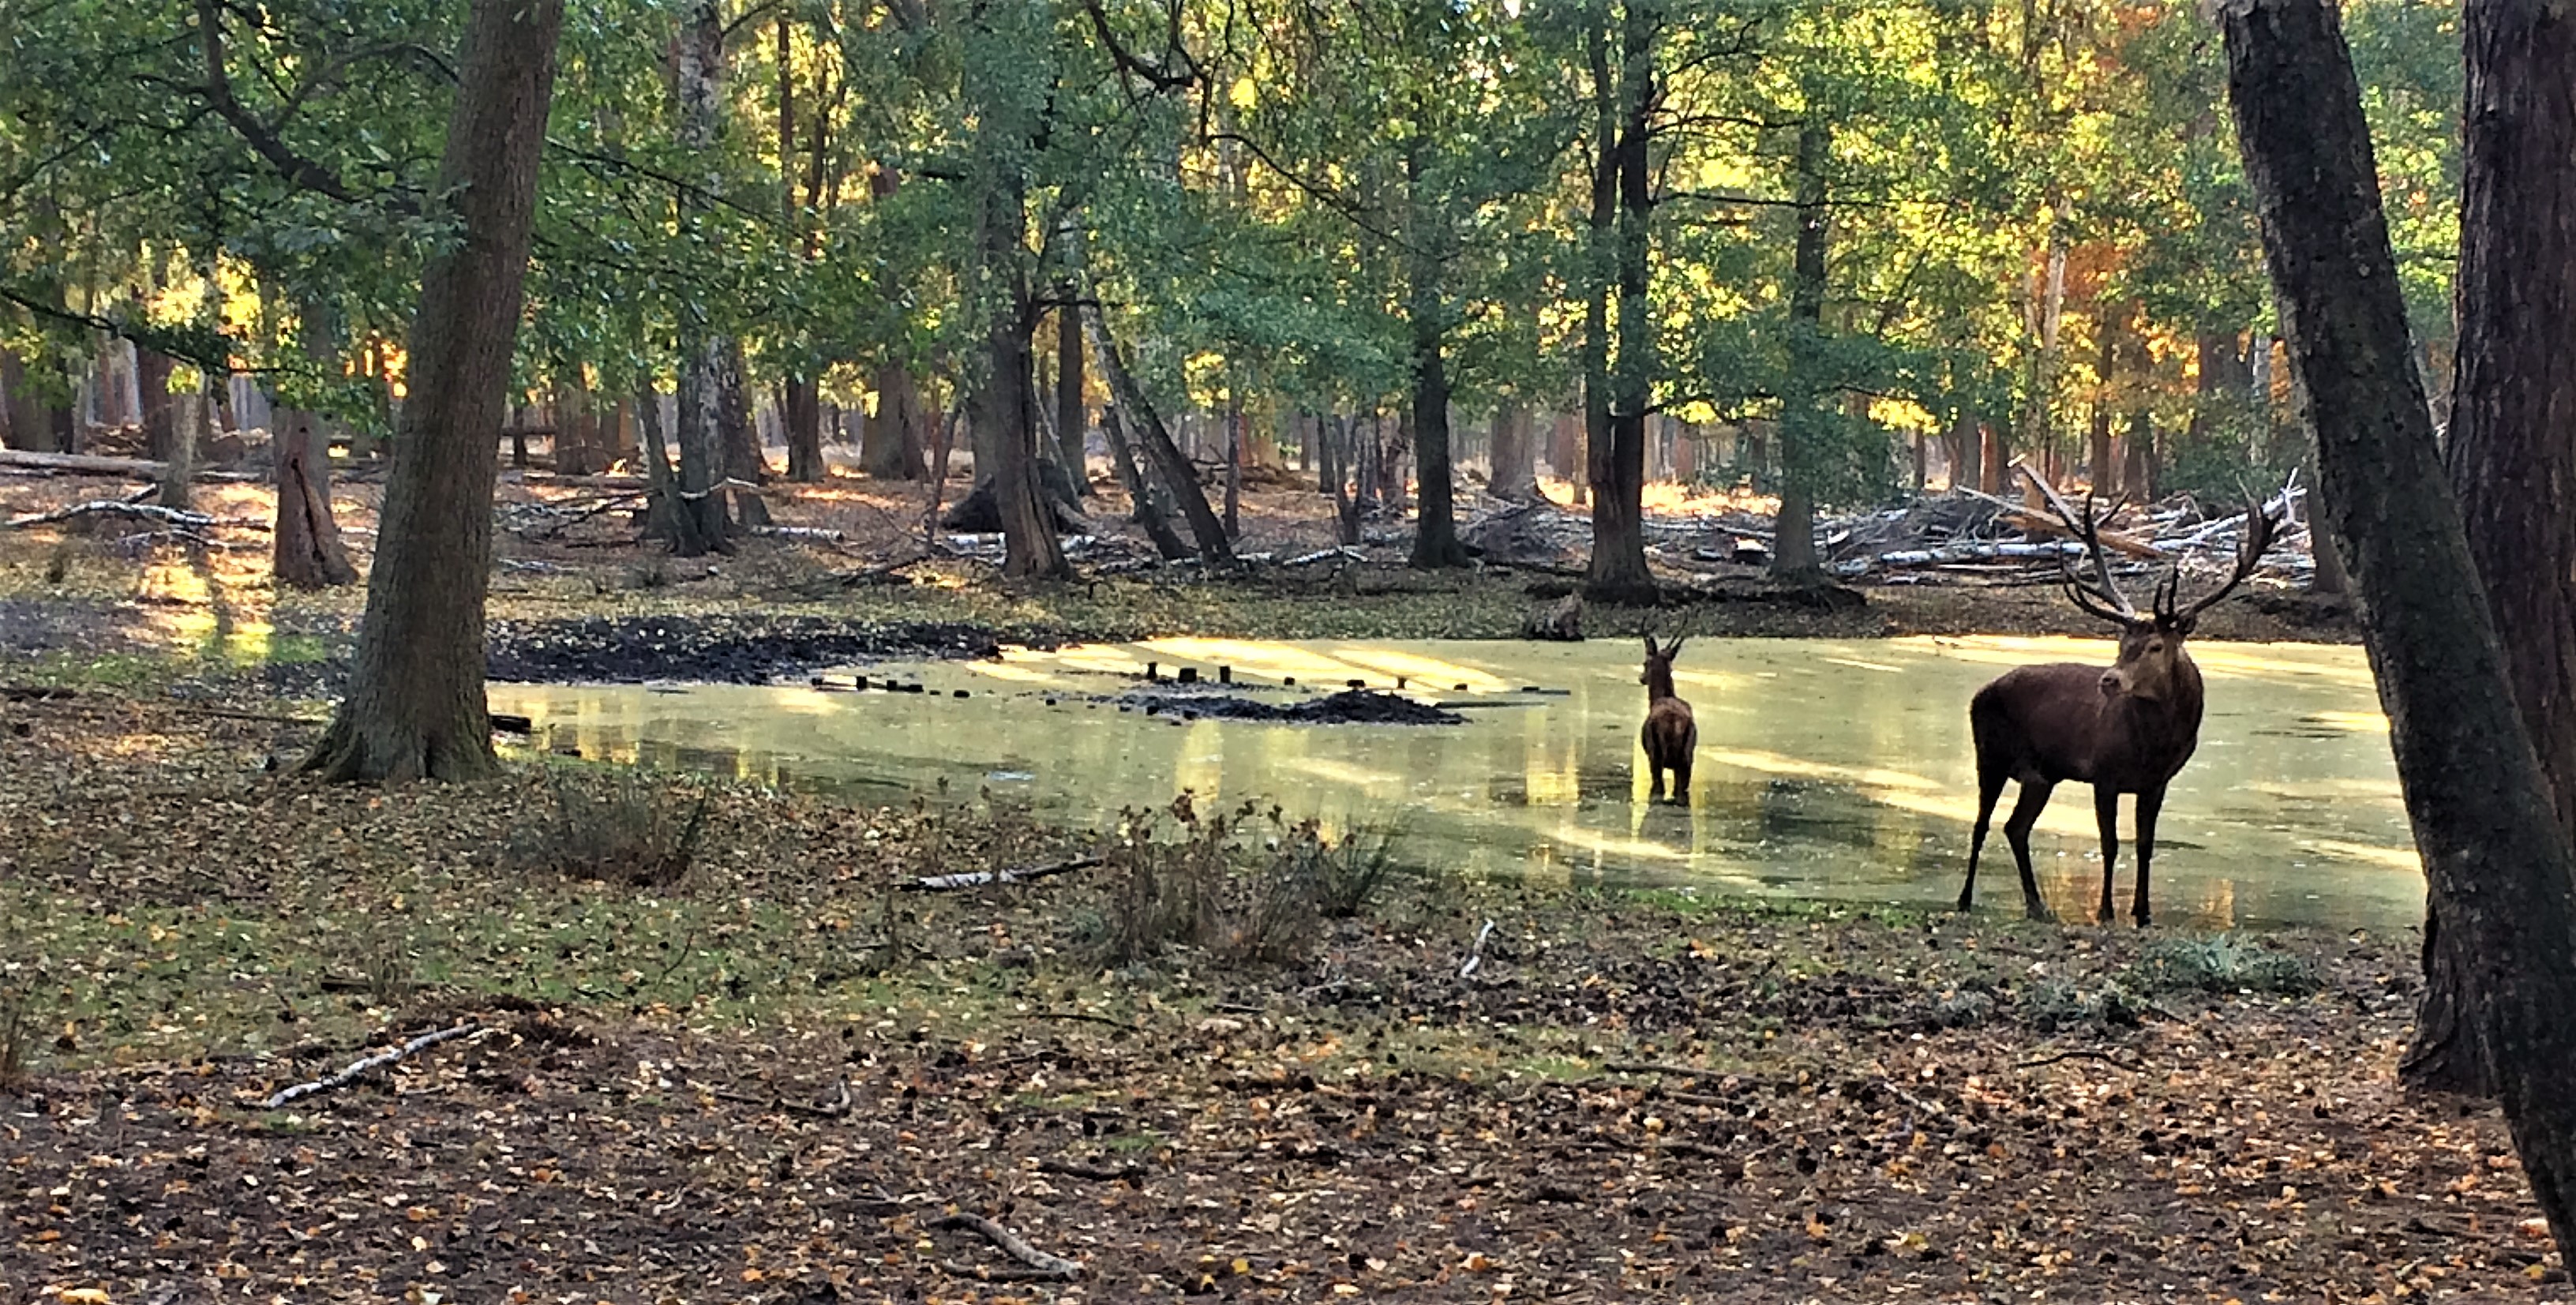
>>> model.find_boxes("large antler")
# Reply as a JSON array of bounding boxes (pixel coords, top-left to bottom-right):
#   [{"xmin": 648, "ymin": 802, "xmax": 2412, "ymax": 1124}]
[
  {"xmin": 2018, "ymin": 465, "xmax": 2141, "ymax": 627},
  {"xmin": 2165, "ymin": 491, "xmax": 2285, "ymax": 626}
]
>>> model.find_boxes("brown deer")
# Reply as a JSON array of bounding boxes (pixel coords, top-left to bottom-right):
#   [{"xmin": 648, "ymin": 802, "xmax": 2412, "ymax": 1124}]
[
  {"xmin": 1958, "ymin": 486, "xmax": 2280, "ymax": 925},
  {"xmin": 1640, "ymin": 632, "xmax": 1697, "ymax": 804}
]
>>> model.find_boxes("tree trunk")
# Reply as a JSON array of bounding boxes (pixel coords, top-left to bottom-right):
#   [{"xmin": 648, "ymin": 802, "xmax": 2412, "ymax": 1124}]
[
  {"xmin": 1056, "ymin": 305, "xmax": 1088, "ymax": 494},
  {"xmin": 2089, "ymin": 314, "xmax": 2118, "ymax": 495},
  {"xmin": 137, "ymin": 347, "xmax": 177, "ymax": 462},
  {"xmin": 1101, "ymin": 402, "xmax": 1191, "ymax": 560},
  {"xmin": 1584, "ymin": 1, "xmax": 1654, "ymax": 601},
  {"xmin": 1951, "ymin": 407, "xmax": 1982, "ymax": 494},
  {"xmin": 636, "ymin": 386, "xmax": 681, "ymax": 542},
  {"xmin": 2405, "ymin": 0, "xmax": 2576, "ymax": 1098},
  {"xmin": 303, "ymin": 0, "xmax": 562, "ymax": 783},
  {"xmin": 669, "ymin": 0, "xmax": 731, "ymax": 556},
  {"xmin": 1086, "ymin": 308, "xmax": 1233, "ymax": 564},
  {"xmin": 719, "ymin": 338, "xmax": 767, "ymax": 496},
  {"xmin": 1492, "ymin": 399, "xmax": 1538, "ymax": 501},
  {"xmin": 2221, "ymin": 0, "xmax": 2576, "ymax": 1259},
  {"xmin": 2123, "ymin": 410, "xmax": 2156, "ymax": 499},
  {"xmin": 784, "ymin": 376, "xmax": 825, "ymax": 482},
  {"xmin": 272, "ymin": 413, "xmax": 357, "ymax": 588},
  {"xmin": 977, "ymin": 170, "xmax": 1067, "ymax": 581},
  {"xmin": 864, "ymin": 364, "xmax": 928, "ymax": 480},
  {"xmin": 1772, "ymin": 122, "xmax": 1832, "ymax": 583},
  {"xmin": 1224, "ymin": 392, "xmax": 1243, "ymax": 539},
  {"xmin": 2, "ymin": 351, "xmax": 71, "ymax": 452}
]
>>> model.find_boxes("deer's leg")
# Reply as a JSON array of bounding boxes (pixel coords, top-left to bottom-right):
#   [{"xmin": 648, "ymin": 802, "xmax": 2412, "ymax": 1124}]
[
  {"xmin": 2132, "ymin": 786, "xmax": 2166, "ymax": 927},
  {"xmin": 1959, "ymin": 767, "xmax": 2009, "ymax": 912},
  {"xmin": 1672, "ymin": 753, "xmax": 1693, "ymax": 807},
  {"xmin": 2004, "ymin": 778, "xmax": 2058, "ymax": 921},
  {"xmin": 2094, "ymin": 785, "xmax": 2122, "ymax": 924}
]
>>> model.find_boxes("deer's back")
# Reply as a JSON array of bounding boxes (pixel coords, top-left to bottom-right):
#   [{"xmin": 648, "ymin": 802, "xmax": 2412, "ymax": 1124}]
[
  {"xmin": 1971, "ymin": 662, "xmax": 2205, "ymax": 789},
  {"xmin": 1644, "ymin": 696, "xmax": 1696, "ymax": 756}
]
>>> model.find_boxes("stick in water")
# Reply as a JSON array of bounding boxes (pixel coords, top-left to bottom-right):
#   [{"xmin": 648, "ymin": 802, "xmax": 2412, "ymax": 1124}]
[{"xmin": 264, "ymin": 1024, "xmax": 480, "ymax": 1109}]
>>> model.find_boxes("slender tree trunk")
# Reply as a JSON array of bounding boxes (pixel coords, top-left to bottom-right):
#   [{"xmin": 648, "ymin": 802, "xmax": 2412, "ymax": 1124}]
[
  {"xmin": 1056, "ymin": 306, "xmax": 1088, "ymax": 493},
  {"xmin": 784, "ymin": 376, "xmax": 825, "ymax": 482},
  {"xmin": 1951, "ymin": 407, "xmax": 1982, "ymax": 494},
  {"xmin": 137, "ymin": 347, "xmax": 176, "ymax": 462},
  {"xmin": 2221, "ymin": 0, "xmax": 2576, "ymax": 1259},
  {"xmin": 2089, "ymin": 313, "xmax": 2118, "ymax": 495},
  {"xmin": 718, "ymin": 339, "xmax": 769, "ymax": 511},
  {"xmin": 1086, "ymin": 308, "xmax": 1233, "ymax": 564},
  {"xmin": 304, "ymin": 0, "xmax": 562, "ymax": 782},
  {"xmin": 1772, "ymin": 122, "xmax": 1832, "ymax": 583},
  {"xmin": 2404, "ymin": 0, "xmax": 2576, "ymax": 1098},
  {"xmin": 1584, "ymin": 2, "xmax": 1655, "ymax": 599},
  {"xmin": 669, "ymin": 0, "xmax": 731, "ymax": 555},
  {"xmin": 1224, "ymin": 392, "xmax": 1243, "ymax": 539},
  {"xmin": 636, "ymin": 386, "xmax": 681, "ymax": 542}
]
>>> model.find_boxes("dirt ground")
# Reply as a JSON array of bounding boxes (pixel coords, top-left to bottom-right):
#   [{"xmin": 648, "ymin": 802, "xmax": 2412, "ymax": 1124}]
[{"xmin": 0, "ymin": 700, "xmax": 2559, "ymax": 1305}]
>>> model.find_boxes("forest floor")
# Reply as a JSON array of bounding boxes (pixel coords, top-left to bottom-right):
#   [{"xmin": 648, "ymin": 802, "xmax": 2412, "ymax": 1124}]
[
  {"xmin": 6, "ymin": 458, "xmax": 2520, "ymax": 1305},
  {"xmin": 0, "ymin": 699, "xmax": 2562, "ymax": 1304}
]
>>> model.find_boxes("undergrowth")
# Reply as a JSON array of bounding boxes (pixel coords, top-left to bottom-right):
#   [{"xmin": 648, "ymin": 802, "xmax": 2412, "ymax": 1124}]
[
  {"xmin": 1088, "ymin": 795, "xmax": 1417, "ymax": 966},
  {"xmin": 509, "ymin": 771, "xmax": 712, "ymax": 889}
]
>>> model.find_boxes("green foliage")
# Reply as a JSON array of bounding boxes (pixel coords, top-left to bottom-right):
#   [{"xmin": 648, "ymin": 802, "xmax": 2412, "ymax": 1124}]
[{"xmin": 1089, "ymin": 795, "xmax": 1408, "ymax": 967}]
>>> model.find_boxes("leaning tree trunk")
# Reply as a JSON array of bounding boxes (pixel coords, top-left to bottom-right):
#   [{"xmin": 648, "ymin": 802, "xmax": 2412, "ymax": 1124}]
[
  {"xmin": 2407, "ymin": 0, "xmax": 2576, "ymax": 1099},
  {"xmin": 1101, "ymin": 402, "xmax": 1192, "ymax": 560},
  {"xmin": 272, "ymin": 413, "xmax": 357, "ymax": 587},
  {"xmin": 718, "ymin": 339, "xmax": 770, "ymax": 527},
  {"xmin": 1086, "ymin": 307, "xmax": 1234, "ymax": 564},
  {"xmin": 304, "ymin": 0, "xmax": 563, "ymax": 782},
  {"xmin": 636, "ymin": 386, "xmax": 681, "ymax": 543},
  {"xmin": 1772, "ymin": 122, "xmax": 1832, "ymax": 583},
  {"xmin": 2221, "ymin": 0, "xmax": 2576, "ymax": 1259}
]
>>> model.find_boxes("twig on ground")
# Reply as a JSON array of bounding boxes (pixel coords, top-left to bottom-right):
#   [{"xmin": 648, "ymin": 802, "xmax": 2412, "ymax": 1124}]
[
  {"xmin": 933, "ymin": 1211, "xmax": 1082, "ymax": 1280},
  {"xmin": 1458, "ymin": 917, "xmax": 1498, "ymax": 978},
  {"xmin": 906, "ymin": 854, "xmax": 1104, "ymax": 892},
  {"xmin": 1035, "ymin": 1157, "xmax": 1147, "ymax": 1182},
  {"xmin": 263, "ymin": 1023, "xmax": 480, "ymax": 1108},
  {"xmin": 2015, "ymin": 1048, "xmax": 2145, "ymax": 1071}
]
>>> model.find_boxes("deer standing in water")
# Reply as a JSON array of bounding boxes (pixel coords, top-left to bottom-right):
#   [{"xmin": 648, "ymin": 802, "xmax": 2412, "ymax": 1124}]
[
  {"xmin": 1640, "ymin": 632, "xmax": 1697, "ymax": 804},
  {"xmin": 1958, "ymin": 485, "xmax": 2280, "ymax": 925}
]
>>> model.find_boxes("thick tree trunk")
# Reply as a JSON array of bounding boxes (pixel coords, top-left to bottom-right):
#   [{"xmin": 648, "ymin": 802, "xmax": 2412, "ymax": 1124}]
[
  {"xmin": 2222, "ymin": 0, "xmax": 2576, "ymax": 1259},
  {"xmin": 1772, "ymin": 122, "xmax": 1832, "ymax": 583},
  {"xmin": 1086, "ymin": 308, "xmax": 1233, "ymax": 564},
  {"xmin": 784, "ymin": 375, "xmax": 825, "ymax": 482},
  {"xmin": 1950, "ymin": 407, "xmax": 1982, "ymax": 494},
  {"xmin": 973, "ymin": 166, "xmax": 1065, "ymax": 580},
  {"xmin": 272, "ymin": 413, "xmax": 357, "ymax": 588},
  {"xmin": 718, "ymin": 339, "xmax": 767, "ymax": 501},
  {"xmin": 1584, "ymin": 2, "xmax": 1654, "ymax": 601},
  {"xmin": 2, "ymin": 351, "xmax": 71, "ymax": 452},
  {"xmin": 864, "ymin": 364, "xmax": 928, "ymax": 480},
  {"xmin": 2405, "ymin": 0, "xmax": 2576, "ymax": 1098},
  {"xmin": 304, "ymin": 0, "xmax": 561, "ymax": 782}
]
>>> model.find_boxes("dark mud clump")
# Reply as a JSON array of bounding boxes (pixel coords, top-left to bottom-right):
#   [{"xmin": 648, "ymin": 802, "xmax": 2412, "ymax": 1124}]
[
  {"xmin": 1124, "ymin": 687, "xmax": 1465, "ymax": 726},
  {"xmin": 485, "ymin": 614, "xmax": 1053, "ymax": 684}
]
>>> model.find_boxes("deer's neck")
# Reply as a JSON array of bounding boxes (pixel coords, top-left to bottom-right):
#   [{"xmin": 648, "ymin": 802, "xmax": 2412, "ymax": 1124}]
[{"xmin": 1645, "ymin": 669, "xmax": 1678, "ymax": 702}]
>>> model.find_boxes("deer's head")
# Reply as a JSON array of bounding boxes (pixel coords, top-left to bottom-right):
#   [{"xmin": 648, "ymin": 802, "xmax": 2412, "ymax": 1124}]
[
  {"xmin": 1640, "ymin": 633, "xmax": 1685, "ymax": 697},
  {"xmin": 2045, "ymin": 480, "xmax": 2280, "ymax": 704}
]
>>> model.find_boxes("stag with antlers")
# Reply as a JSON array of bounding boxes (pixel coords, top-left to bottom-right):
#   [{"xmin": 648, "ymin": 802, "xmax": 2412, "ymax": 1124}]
[{"xmin": 1957, "ymin": 478, "xmax": 2283, "ymax": 925}]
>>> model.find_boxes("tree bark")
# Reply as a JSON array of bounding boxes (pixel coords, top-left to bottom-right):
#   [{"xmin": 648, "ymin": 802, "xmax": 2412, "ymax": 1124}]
[
  {"xmin": 864, "ymin": 363, "xmax": 928, "ymax": 480},
  {"xmin": 1491, "ymin": 399, "xmax": 1538, "ymax": 501},
  {"xmin": 1100, "ymin": 401, "xmax": 1191, "ymax": 559},
  {"xmin": 1086, "ymin": 308, "xmax": 1233, "ymax": 564},
  {"xmin": 1224, "ymin": 392, "xmax": 1243, "ymax": 539},
  {"xmin": 1056, "ymin": 305, "xmax": 1088, "ymax": 493},
  {"xmin": 784, "ymin": 376, "xmax": 825, "ymax": 482},
  {"xmin": 2404, "ymin": 0, "xmax": 2576, "ymax": 1098},
  {"xmin": 669, "ymin": 0, "xmax": 732, "ymax": 556},
  {"xmin": 271, "ymin": 413, "xmax": 356, "ymax": 588},
  {"xmin": 719, "ymin": 338, "xmax": 768, "ymax": 498},
  {"xmin": 1771, "ymin": 122, "xmax": 1832, "ymax": 583},
  {"xmin": 2221, "ymin": 0, "xmax": 2576, "ymax": 1259},
  {"xmin": 304, "ymin": 0, "xmax": 562, "ymax": 782},
  {"xmin": 636, "ymin": 386, "xmax": 681, "ymax": 542},
  {"xmin": 1950, "ymin": 407, "xmax": 1982, "ymax": 495},
  {"xmin": 1584, "ymin": 1, "xmax": 1655, "ymax": 601},
  {"xmin": 137, "ymin": 347, "xmax": 177, "ymax": 462}
]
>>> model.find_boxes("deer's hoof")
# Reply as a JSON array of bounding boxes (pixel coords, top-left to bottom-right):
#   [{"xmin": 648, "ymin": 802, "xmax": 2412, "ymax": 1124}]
[{"xmin": 2023, "ymin": 901, "xmax": 2057, "ymax": 924}]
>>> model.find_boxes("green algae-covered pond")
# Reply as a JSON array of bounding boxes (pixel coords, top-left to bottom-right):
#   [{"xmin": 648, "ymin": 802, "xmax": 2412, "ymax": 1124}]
[{"xmin": 487, "ymin": 636, "xmax": 2419, "ymax": 931}]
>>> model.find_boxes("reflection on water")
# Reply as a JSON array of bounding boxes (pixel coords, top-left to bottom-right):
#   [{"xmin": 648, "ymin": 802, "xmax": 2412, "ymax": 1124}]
[{"xmin": 487, "ymin": 636, "xmax": 2422, "ymax": 931}]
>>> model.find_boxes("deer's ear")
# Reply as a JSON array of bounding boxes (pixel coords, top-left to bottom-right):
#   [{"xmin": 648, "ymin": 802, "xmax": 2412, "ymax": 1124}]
[{"xmin": 2170, "ymin": 613, "xmax": 2199, "ymax": 637}]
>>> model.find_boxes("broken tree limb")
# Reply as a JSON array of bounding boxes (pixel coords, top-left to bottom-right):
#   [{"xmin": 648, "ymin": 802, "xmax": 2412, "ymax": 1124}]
[
  {"xmin": 933, "ymin": 1211, "xmax": 1082, "ymax": 1281},
  {"xmin": 904, "ymin": 854, "xmax": 1104, "ymax": 893},
  {"xmin": 263, "ymin": 1023, "xmax": 480, "ymax": 1109},
  {"xmin": 6, "ymin": 500, "xmax": 215, "ymax": 530},
  {"xmin": 0, "ymin": 450, "xmax": 172, "ymax": 478}
]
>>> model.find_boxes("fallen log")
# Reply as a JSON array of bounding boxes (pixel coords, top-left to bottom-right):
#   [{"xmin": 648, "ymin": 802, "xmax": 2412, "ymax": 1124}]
[
  {"xmin": 905, "ymin": 855, "xmax": 1104, "ymax": 892},
  {"xmin": 0, "ymin": 450, "xmax": 171, "ymax": 478},
  {"xmin": 7, "ymin": 500, "xmax": 216, "ymax": 530}
]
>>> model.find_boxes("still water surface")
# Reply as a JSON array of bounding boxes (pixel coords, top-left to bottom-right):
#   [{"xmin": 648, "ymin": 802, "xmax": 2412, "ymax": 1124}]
[{"xmin": 487, "ymin": 636, "xmax": 2419, "ymax": 931}]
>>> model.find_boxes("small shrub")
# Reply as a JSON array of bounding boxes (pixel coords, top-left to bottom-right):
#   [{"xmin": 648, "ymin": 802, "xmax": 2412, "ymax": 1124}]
[
  {"xmin": 43, "ymin": 541, "xmax": 73, "ymax": 585},
  {"xmin": 2021, "ymin": 979, "xmax": 2143, "ymax": 1032},
  {"xmin": 628, "ymin": 556, "xmax": 673, "ymax": 591},
  {"xmin": 2131, "ymin": 934, "xmax": 2319, "ymax": 996},
  {"xmin": 512, "ymin": 772, "xmax": 711, "ymax": 890},
  {"xmin": 1089, "ymin": 799, "xmax": 1408, "ymax": 966}
]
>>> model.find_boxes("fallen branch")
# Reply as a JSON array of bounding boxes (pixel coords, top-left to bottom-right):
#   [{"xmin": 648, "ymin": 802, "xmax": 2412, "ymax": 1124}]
[
  {"xmin": 1458, "ymin": 917, "xmax": 1498, "ymax": 978},
  {"xmin": 905, "ymin": 854, "xmax": 1104, "ymax": 892},
  {"xmin": 0, "ymin": 449, "xmax": 171, "ymax": 478},
  {"xmin": 2014, "ymin": 1047, "xmax": 2145, "ymax": 1071},
  {"xmin": 693, "ymin": 1076, "xmax": 853, "ymax": 1119},
  {"xmin": 933, "ymin": 1211, "xmax": 1082, "ymax": 1280},
  {"xmin": 1035, "ymin": 1157, "xmax": 1146, "ymax": 1183},
  {"xmin": 264, "ymin": 1023, "xmax": 480, "ymax": 1108},
  {"xmin": 8, "ymin": 500, "xmax": 216, "ymax": 530}
]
